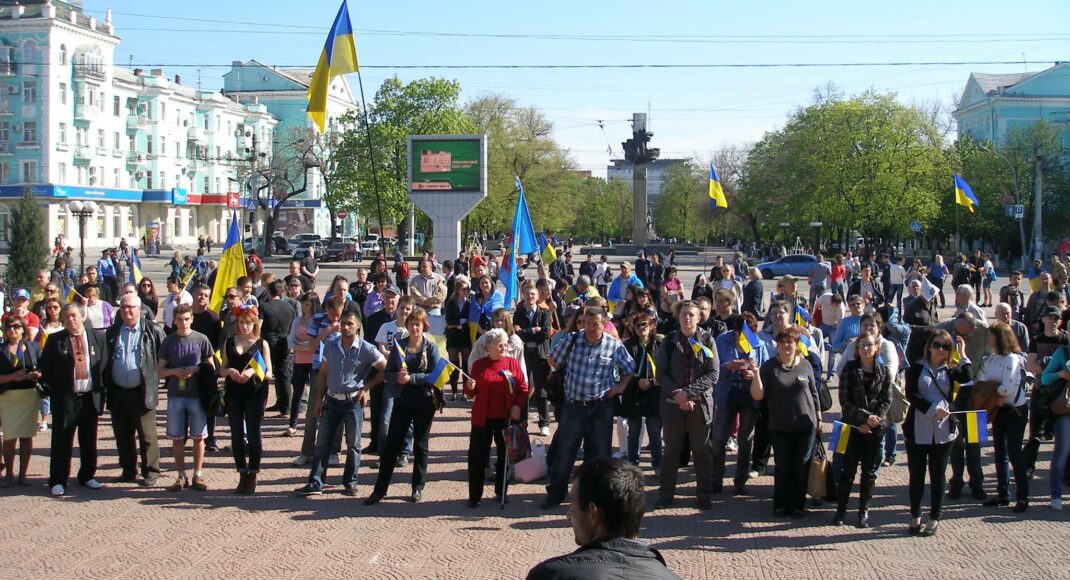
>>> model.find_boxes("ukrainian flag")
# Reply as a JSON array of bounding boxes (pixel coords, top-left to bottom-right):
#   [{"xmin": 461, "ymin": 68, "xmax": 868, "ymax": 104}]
[
  {"xmin": 37, "ymin": 327, "xmax": 48, "ymax": 349},
  {"xmin": 249, "ymin": 350, "xmax": 268, "ymax": 381},
  {"xmin": 689, "ymin": 337, "xmax": 714, "ymax": 361},
  {"xmin": 828, "ymin": 421, "xmax": 851, "ymax": 454},
  {"xmin": 539, "ymin": 232, "xmax": 557, "ymax": 265},
  {"xmin": 964, "ymin": 410, "xmax": 989, "ymax": 444},
  {"xmin": 209, "ymin": 213, "xmax": 245, "ymax": 313},
  {"xmin": 797, "ymin": 332, "xmax": 812, "ymax": 356},
  {"xmin": 427, "ymin": 356, "xmax": 452, "ymax": 390},
  {"xmin": 738, "ymin": 324, "xmax": 758, "ymax": 355},
  {"xmin": 393, "ymin": 338, "xmax": 409, "ymax": 371},
  {"xmin": 65, "ymin": 287, "xmax": 78, "ymax": 303},
  {"xmin": 646, "ymin": 352, "xmax": 657, "ymax": 379},
  {"xmin": 708, "ymin": 163, "xmax": 728, "ymax": 209},
  {"xmin": 954, "ymin": 174, "xmax": 980, "ymax": 213},
  {"xmin": 794, "ymin": 304, "xmax": 812, "ymax": 327},
  {"xmin": 498, "ymin": 369, "xmax": 518, "ymax": 394},
  {"xmin": 307, "ymin": 0, "xmax": 359, "ymax": 133},
  {"xmin": 129, "ymin": 252, "xmax": 143, "ymax": 286}
]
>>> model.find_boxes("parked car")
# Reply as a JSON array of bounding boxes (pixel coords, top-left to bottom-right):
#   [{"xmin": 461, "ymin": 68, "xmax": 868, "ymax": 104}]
[
  {"xmin": 322, "ymin": 241, "xmax": 358, "ymax": 262},
  {"xmin": 292, "ymin": 241, "xmax": 326, "ymax": 260},
  {"xmin": 242, "ymin": 236, "xmax": 289, "ymax": 253},
  {"xmin": 288, "ymin": 233, "xmax": 322, "ymax": 248},
  {"xmin": 360, "ymin": 240, "xmax": 381, "ymax": 255},
  {"xmin": 756, "ymin": 254, "xmax": 818, "ymax": 279}
]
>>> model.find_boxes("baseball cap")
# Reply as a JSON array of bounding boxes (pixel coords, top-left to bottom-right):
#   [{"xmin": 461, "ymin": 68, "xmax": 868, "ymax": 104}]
[
  {"xmin": 1041, "ymin": 306, "xmax": 1063, "ymax": 319},
  {"xmin": 781, "ymin": 274, "xmax": 798, "ymax": 283},
  {"xmin": 13, "ymin": 289, "xmax": 30, "ymax": 300},
  {"xmin": 383, "ymin": 284, "xmax": 402, "ymax": 296}
]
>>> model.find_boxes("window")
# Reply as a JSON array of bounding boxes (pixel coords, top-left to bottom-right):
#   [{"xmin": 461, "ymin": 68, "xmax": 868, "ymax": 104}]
[
  {"xmin": 21, "ymin": 41, "xmax": 37, "ymax": 69},
  {"xmin": 113, "ymin": 168, "xmax": 120, "ymax": 188},
  {"xmin": 0, "ymin": 207, "xmax": 9, "ymax": 242},
  {"xmin": 22, "ymin": 122, "xmax": 36, "ymax": 144},
  {"xmin": 0, "ymin": 122, "xmax": 7, "ymax": 143},
  {"xmin": 99, "ymin": 91, "xmax": 105, "ymax": 111},
  {"xmin": 128, "ymin": 135, "xmax": 135, "ymax": 151},
  {"xmin": 81, "ymin": 46, "xmax": 104, "ymax": 77},
  {"xmin": 0, "ymin": 163, "xmax": 9, "ymax": 183},
  {"xmin": 113, "ymin": 132, "xmax": 120, "ymax": 150},
  {"xmin": 58, "ymin": 123, "xmax": 67, "ymax": 143},
  {"xmin": 113, "ymin": 210, "xmax": 121, "ymax": 238},
  {"xmin": 96, "ymin": 208, "xmax": 106, "ymax": 239},
  {"xmin": 21, "ymin": 160, "xmax": 36, "ymax": 183},
  {"xmin": 160, "ymin": 103, "xmax": 166, "ymax": 121},
  {"xmin": 0, "ymin": 47, "xmax": 14, "ymax": 75},
  {"xmin": 216, "ymin": 116, "xmax": 221, "ymax": 131},
  {"xmin": 215, "ymin": 146, "xmax": 220, "ymax": 159},
  {"xmin": 59, "ymin": 44, "xmax": 67, "ymax": 65},
  {"xmin": 113, "ymin": 95, "xmax": 120, "ymax": 116},
  {"xmin": 174, "ymin": 141, "xmax": 180, "ymax": 158},
  {"xmin": 160, "ymin": 171, "xmax": 166, "ymax": 189},
  {"xmin": 58, "ymin": 163, "xmax": 66, "ymax": 183},
  {"xmin": 22, "ymin": 80, "xmax": 36, "ymax": 103},
  {"xmin": 59, "ymin": 83, "xmax": 67, "ymax": 105},
  {"xmin": 146, "ymin": 174, "xmax": 153, "ymax": 189},
  {"xmin": 146, "ymin": 138, "xmax": 153, "ymax": 154},
  {"xmin": 97, "ymin": 129, "xmax": 105, "ymax": 148},
  {"xmin": 203, "ymin": 115, "xmax": 209, "ymax": 130}
]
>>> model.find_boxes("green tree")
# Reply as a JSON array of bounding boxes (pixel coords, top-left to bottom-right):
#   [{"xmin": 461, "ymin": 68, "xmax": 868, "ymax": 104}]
[{"xmin": 5, "ymin": 187, "xmax": 48, "ymax": 289}]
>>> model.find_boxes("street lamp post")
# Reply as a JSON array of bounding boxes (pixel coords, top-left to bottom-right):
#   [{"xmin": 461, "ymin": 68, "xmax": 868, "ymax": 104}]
[{"xmin": 67, "ymin": 200, "xmax": 99, "ymax": 276}]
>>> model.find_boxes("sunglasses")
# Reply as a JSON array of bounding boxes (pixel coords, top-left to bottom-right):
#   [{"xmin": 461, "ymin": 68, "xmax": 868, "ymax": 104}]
[
  {"xmin": 140, "ymin": 282, "xmax": 152, "ymax": 287},
  {"xmin": 225, "ymin": 294, "xmax": 239, "ymax": 299},
  {"xmin": 931, "ymin": 342, "xmax": 952, "ymax": 351},
  {"xmin": 4, "ymin": 324, "xmax": 23, "ymax": 330},
  {"xmin": 857, "ymin": 342, "xmax": 877, "ymax": 348}
]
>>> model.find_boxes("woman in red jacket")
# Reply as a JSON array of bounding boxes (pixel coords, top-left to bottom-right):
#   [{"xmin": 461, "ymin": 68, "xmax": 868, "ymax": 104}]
[{"xmin": 464, "ymin": 328, "xmax": 528, "ymax": 508}]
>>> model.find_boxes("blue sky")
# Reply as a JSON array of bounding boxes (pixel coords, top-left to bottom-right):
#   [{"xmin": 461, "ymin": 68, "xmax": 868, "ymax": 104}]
[{"xmin": 85, "ymin": 0, "xmax": 1069, "ymax": 175}]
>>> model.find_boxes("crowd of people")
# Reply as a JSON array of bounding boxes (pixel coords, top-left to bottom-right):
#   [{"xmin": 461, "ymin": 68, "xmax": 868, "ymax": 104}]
[{"xmin": 1, "ymin": 243, "xmax": 1069, "ymax": 553}]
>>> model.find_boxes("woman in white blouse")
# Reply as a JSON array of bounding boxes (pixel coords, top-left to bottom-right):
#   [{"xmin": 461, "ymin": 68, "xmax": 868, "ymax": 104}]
[{"xmin": 979, "ymin": 322, "xmax": 1029, "ymax": 513}]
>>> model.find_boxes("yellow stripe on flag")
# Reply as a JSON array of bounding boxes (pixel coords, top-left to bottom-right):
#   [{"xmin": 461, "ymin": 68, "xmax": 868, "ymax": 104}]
[{"xmin": 307, "ymin": 1, "xmax": 360, "ymax": 133}]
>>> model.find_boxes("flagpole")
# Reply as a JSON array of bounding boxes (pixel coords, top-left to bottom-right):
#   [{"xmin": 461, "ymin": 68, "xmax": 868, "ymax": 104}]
[{"xmin": 354, "ymin": 70, "xmax": 387, "ymax": 254}]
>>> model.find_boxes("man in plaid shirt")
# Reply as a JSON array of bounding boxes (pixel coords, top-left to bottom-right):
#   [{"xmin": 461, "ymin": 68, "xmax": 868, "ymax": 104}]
[{"xmin": 542, "ymin": 306, "xmax": 635, "ymax": 510}]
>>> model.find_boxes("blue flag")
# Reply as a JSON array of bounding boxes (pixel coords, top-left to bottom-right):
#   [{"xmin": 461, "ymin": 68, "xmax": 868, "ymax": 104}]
[{"xmin": 503, "ymin": 176, "xmax": 539, "ymax": 308}]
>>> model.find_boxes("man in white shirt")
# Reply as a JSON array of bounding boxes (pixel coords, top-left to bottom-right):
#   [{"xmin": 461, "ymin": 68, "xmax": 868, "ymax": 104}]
[
  {"xmin": 162, "ymin": 275, "xmax": 193, "ymax": 334},
  {"xmin": 887, "ymin": 256, "xmax": 907, "ymax": 312}
]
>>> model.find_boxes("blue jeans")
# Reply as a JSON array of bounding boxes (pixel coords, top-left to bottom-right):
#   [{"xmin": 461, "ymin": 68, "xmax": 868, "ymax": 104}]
[
  {"xmin": 308, "ymin": 396, "xmax": 363, "ymax": 490},
  {"xmin": 378, "ymin": 384, "xmax": 413, "ymax": 457},
  {"xmin": 888, "ymin": 283, "xmax": 904, "ymax": 310},
  {"xmin": 626, "ymin": 416, "xmax": 663, "ymax": 469},
  {"xmin": 1051, "ymin": 414, "xmax": 1070, "ymax": 499},
  {"xmin": 883, "ymin": 423, "xmax": 898, "ymax": 462},
  {"xmin": 992, "ymin": 404, "xmax": 1029, "ymax": 502},
  {"xmin": 546, "ymin": 399, "xmax": 614, "ymax": 502}
]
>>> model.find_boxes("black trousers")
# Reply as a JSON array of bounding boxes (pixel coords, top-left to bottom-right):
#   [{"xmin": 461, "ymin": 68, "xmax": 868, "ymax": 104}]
[
  {"xmin": 267, "ymin": 337, "xmax": 293, "ymax": 416},
  {"xmin": 467, "ymin": 419, "xmax": 507, "ymax": 502},
  {"xmin": 524, "ymin": 349, "xmax": 550, "ymax": 428},
  {"xmin": 108, "ymin": 385, "xmax": 160, "ymax": 477},
  {"xmin": 49, "ymin": 395, "xmax": 99, "ymax": 487},
  {"xmin": 1024, "ymin": 398, "xmax": 1054, "ymax": 473},
  {"xmin": 374, "ymin": 399, "xmax": 436, "ymax": 495},
  {"xmin": 750, "ymin": 402, "xmax": 771, "ymax": 471},
  {"xmin": 906, "ymin": 440, "xmax": 951, "ymax": 519},
  {"xmin": 836, "ymin": 430, "xmax": 882, "ymax": 513},
  {"xmin": 367, "ymin": 381, "xmax": 383, "ymax": 450},
  {"xmin": 226, "ymin": 394, "xmax": 265, "ymax": 472}
]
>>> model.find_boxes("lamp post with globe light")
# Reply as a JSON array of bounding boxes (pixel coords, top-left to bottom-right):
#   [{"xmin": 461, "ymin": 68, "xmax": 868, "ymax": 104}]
[{"xmin": 67, "ymin": 199, "xmax": 98, "ymax": 275}]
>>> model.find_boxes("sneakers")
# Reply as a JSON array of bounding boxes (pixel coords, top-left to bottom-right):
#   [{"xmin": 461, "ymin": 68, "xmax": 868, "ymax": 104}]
[
  {"xmin": 1052, "ymin": 498, "xmax": 1063, "ymax": 511},
  {"xmin": 37, "ymin": 422, "xmax": 48, "ymax": 432},
  {"xmin": 82, "ymin": 479, "xmax": 102, "ymax": 490},
  {"xmin": 284, "ymin": 427, "xmax": 299, "ymax": 437},
  {"xmin": 292, "ymin": 455, "xmax": 311, "ymax": 467},
  {"xmin": 341, "ymin": 485, "xmax": 357, "ymax": 496},
  {"xmin": 881, "ymin": 458, "xmax": 895, "ymax": 467},
  {"xmin": 726, "ymin": 437, "xmax": 739, "ymax": 452},
  {"xmin": 168, "ymin": 477, "xmax": 188, "ymax": 492},
  {"xmin": 747, "ymin": 470, "xmax": 759, "ymax": 480},
  {"xmin": 190, "ymin": 476, "xmax": 208, "ymax": 492},
  {"xmin": 539, "ymin": 426, "xmax": 551, "ymax": 437},
  {"xmin": 396, "ymin": 456, "xmax": 409, "ymax": 468},
  {"xmin": 296, "ymin": 483, "xmax": 323, "ymax": 496},
  {"xmin": 50, "ymin": 484, "xmax": 65, "ymax": 496}
]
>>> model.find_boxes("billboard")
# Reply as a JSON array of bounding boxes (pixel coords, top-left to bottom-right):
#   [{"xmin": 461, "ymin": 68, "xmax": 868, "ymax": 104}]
[{"xmin": 408, "ymin": 135, "xmax": 485, "ymax": 194}]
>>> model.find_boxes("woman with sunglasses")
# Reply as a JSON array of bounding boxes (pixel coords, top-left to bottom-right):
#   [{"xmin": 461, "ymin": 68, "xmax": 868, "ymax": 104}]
[
  {"xmin": 137, "ymin": 278, "xmax": 159, "ymax": 320},
  {"xmin": 620, "ymin": 313, "xmax": 663, "ymax": 471},
  {"xmin": 0, "ymin": 313, "xmax": 43, "ymax": 486},
  {"xmin": 904, "ymin": 329, "xmax": 971, "ymax": 536},
  {"xmin": 220, "ymin": 305, "xmax": 273, "ymax": 494},
  {"xmin": 832, "ymin": 335, "xmax": 893, "ymax": 528},
  {"xmin": 37, "ymin": 298, "xmax": 65, "ymax": 432}
]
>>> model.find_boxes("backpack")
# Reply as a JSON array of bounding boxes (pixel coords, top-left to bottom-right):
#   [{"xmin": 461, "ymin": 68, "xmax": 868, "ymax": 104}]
[{"xmin": 398, "ymin": 261, "xmax": 411, "ymax": 281}]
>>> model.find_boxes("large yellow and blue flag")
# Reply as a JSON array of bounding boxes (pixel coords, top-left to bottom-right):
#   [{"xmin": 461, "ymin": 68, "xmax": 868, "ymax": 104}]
[
  {"xmin": 539, "ymin": 232, "xmax": 557, "ymax": 265},
  {"xmin": 248, "ymin": 350, "xmax": 268, "ymax": 381},
  {"xmin": 954, "ymin": 174, "xmax": 980, "ymax": 213},
  {"xmin": 964, "ymin": 410, "xmax": 989, "ymax": 443},
  {"xmin": 307, "ymin": 0, "xmax": 360, "ymax": 133},
  {"xmin": 708, "ymin": 163, "xmax": 728, "ymax": 209},
  {"xmin": 210, "ymin": 213, "xmax": 245, "ymax": 313},
  {"xmin": 129, "ymin": 252, "xmax": 144, "ymax": 285},
  {"xmin": 502, "ymin": 176, "xmax": 539, "ymax": 309},
  {"xmin": 828, "ymin": 421, "xmax": 852, "ymax": 454}
]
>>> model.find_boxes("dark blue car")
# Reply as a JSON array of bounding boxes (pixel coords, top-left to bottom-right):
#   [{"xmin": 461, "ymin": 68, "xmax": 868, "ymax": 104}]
[{"xmin": 756, "ymin": 254, "xmax": 818, "ymax": 279}]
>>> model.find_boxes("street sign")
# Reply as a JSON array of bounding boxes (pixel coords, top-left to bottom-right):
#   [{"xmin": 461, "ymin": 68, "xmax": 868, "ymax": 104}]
[
  {"xmin": 1004, "ymin": 204, "xmax": 1024, "ymax": 219},
  {"xmin": 336, "ymin": 209, "xmax": 348, "ymax": 219},
  {"xmin": 910, "ymin": 220, "xmax": 921, "ymax": 233}
]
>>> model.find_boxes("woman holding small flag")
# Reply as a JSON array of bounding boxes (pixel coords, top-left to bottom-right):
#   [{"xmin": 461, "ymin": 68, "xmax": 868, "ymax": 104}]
[
  {"xmin": 220, "ymin": 305, "xmax": 272, "ymax": 494},
  {"xmin": 463, "ymin": 328, "xmax": 527, "ymax": 507},
  {"xmin": 0, "ymin": 312, "xmax": 44, "ymax": 486},
  {"xmin": 904, "ymin": 330, "xmax": 971, "ymax": 536},
  {"xmin": 748, "ymin": 326, "xmax": 820, "ymax": 518},
  {"xmin": 366, "ymin": 308, "xmax": 443, "ymax": 505},
  {"xmin": 468, "ymin": 275, "xmax": 504, "ymax": 343},
  {"xmin": 443, "ymin": 275, "xmax": 474, "ymax": 401},
  {"xmin": 620, "ymin": 313, "xmax": 663, "ymax": 471},
  {"xmin": 832, "ymin": 335, "xmax": 892, "ymax": 528},
  {"xmin": 979, "ymin": 322, "xmax": 1029, "ymax": 513}
]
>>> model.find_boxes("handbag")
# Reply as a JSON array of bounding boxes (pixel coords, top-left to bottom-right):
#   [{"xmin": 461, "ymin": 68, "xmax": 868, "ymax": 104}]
[
  {"xmin": 1052, "ymin": 382, "xmax": 1070, "ymax": 416},
  {"xmin": 513, "ymin": 442, "xmax": 548, "ymax": 483},
  {"xmin": 886, "ymin": 375, "xmax": 909, "ymax": 424},
  {"xmin": 545, "ymin": 333, "xmax": 579, "ymax": 407},
  {"xmin": 968, "ymin": 380, "xmax": 1002, "ymax": 417},
  {"xmin": 503, "ymin": 423, "xmax": 532, "ymax": 464},
  {"xmin": 807, "ymin": 437, "xmax": 830, "ymax": 500}
]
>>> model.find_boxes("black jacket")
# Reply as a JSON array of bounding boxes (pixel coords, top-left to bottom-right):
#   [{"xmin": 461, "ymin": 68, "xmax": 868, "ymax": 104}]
[
  {"xmin": 619, "ymin": 337, "xmax": 662, "ymax": 419},
  {"xmin": 838, "ymin": 358, "xmax": 892, "ymax": 432},
  {"xmin": 103, "ymin": 321, "xmax": 165, "ymax": 410},
  {"xmin": 514, "ymin": 303, "xmax": 552, "ymax": 357},
  {"xmin": 526, "ymin": 538, "xmax": 681, "ymax": 580},
  {"xmin": 40, "ymin": 328, "xmax": 108, "ymax": 428},
  {"xmin": 654, "ymin": 328, "xmax": 719, "ymax": 424}
]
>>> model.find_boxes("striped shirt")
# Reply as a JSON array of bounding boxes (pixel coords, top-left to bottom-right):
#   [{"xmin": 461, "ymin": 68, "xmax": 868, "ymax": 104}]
[{"xmin": 550, "ymin": 330, "xmax": 635, "ymax": 402}]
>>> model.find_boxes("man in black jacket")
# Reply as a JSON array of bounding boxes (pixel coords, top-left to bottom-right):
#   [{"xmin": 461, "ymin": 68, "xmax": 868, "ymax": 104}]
[
  {"xmin": 514, "ymin": 284, "xmax": 553, "ymax": 435},
  {"xmin": 104, "ymin": 294, "xmax": 166, "ymax": 487},
  {"xmin": 527, "ymin": 459, "xmax": 680, "ymax": 580}
]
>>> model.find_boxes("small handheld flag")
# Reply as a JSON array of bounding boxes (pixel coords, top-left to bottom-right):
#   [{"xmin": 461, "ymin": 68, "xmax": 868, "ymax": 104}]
[
  {"xmin": 65, "ymin": 287, "xmax": 79, "ymax": 303},
  {"xmin": 213, "ymin": 349, "xmax": 223, "ymax": 368},
  {"xmin": 794, "ymin": 304, "xmax": 812, "ymax": 327},
  {"xmin": 689, "ymin": 337, "xmax": 714, "ymax": 361},
  {"xmin": 953, "ymin": 174, "xmax": 980, "ymax": 213},
  {"xmin": 248, "ymin": 350, "xmax": 268, "ymax": 380},
  {"xmin": 129, "ymin": 252, "xmax": 144, "ymax": 285},
  {"xmin": 393, "ymin": 338, "xmax": 409, "ymax": 371},
  {"xmin": 964, "ymin": 410, "xmax": 989, "ymax": 443},
  {"xmin": 797, "ymin": 332, "xmax": 813, "ymax": 357},
  {"xmin": 427, "ymin": 356, "xmax": 452, "ymax": 390},
  {"xmin": 539, "ymin": 232, "xmax": 557, "ymax": 265},
  {"xmin": 828, "ymin": 421, "xmax": 852, "ymax": 454},
  {"xmin": 738, "ymin": 325, "xmax": 759, "ymax": 355},
  {"xmin": 708, "ymin": 163, "xmax": 728, "ymax": 209},
  {"xmin": 646, "ymin": 352, "xmax": 657, "ymax": 379},
  {"xmin": 37, "ymin": 327, "xmax": 48, "ymax": 349}
]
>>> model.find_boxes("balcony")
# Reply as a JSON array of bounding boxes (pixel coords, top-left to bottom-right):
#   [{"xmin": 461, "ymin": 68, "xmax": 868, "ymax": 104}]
[
  {"xmin": 0, "ymin": 141, "xmax": 10, "ymax": 155},
  {"xmin": 73, "ymin": 97, "xmax": 97, "ymax": 121},
  {"xmin": 73, "ymin": 145, "xmax": 91, "ymax": 164},
  {"xmin": 126, "ymin": 114, "xmax": 147, "ymax": 131},
  {"xmin": 72, "ymin": 65, "xmax": 107, "ymax": 82},
  {"xmin": 126, "ymin": 150, "xmax": 144, "ymax": 166},
  {"xmin": 188, "ymin": 126, "xmax": 204, "ymax": 142}
]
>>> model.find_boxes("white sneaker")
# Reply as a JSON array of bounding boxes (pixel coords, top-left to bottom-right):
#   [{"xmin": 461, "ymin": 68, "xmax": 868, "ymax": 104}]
[
  {"xmin": 726, "ymin": 437, "xmax": 739, "ymax": 452},
  {"xmin": 329, "ymin": 455, "xmax": 341, "ymax": 466},
  {"xmin": 539, "ymin": 426, "xmax": 551, "ymax": 437},
  {"xmin": 292, "ymin": 455, "xmax": 310, "ymax": 467},
  {"xmin": 747, "ymin": 470, "xmax": 759, "ymax": 480},
  {"xmin": 51, "ymin": 484, "xmax": 65, "ymax": 496},
  {"xmin": 37, "ymin": 422, "xmax": 48, "ymax": 432},
  {"xmin": 83, "ymin": 479, "xmax": 102, "ymax": 489},
  {"xmin": 1053, "ymin": 498, "xmax": 1063, "ymax": 511}
]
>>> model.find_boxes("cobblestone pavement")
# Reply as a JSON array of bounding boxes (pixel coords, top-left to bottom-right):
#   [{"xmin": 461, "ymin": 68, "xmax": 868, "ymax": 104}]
[{"xmin": 0, "ymin": 250, "xmax": 1067, "ymax": 578}]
